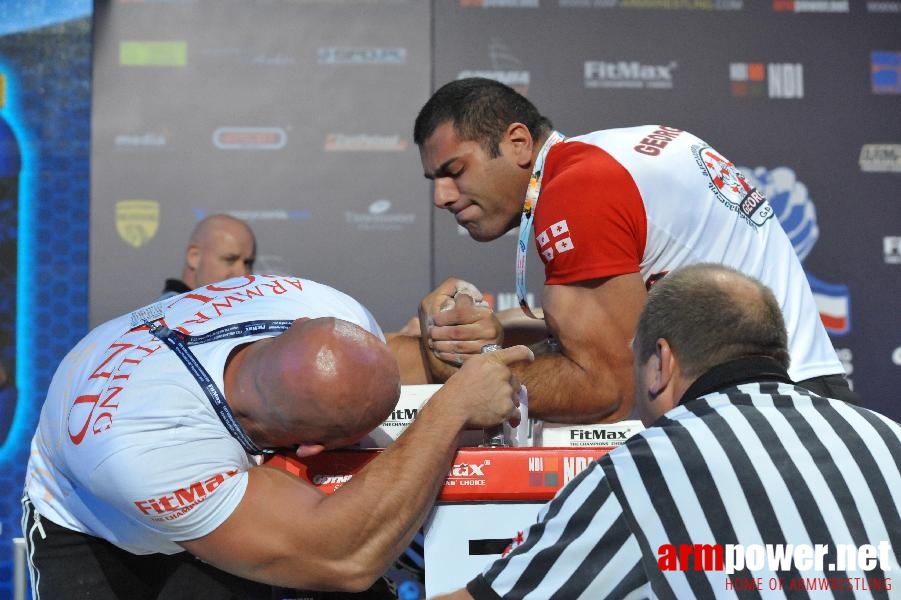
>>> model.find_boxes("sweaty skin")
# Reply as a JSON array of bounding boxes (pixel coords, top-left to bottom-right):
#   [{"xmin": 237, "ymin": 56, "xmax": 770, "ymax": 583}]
[
  {"xmin": 179, "ymin": 316, "xmax": 534, "ymax": 591},
  {"xmin": 418, "ymin": 122, "xmax": 642, "ymax": 423}
]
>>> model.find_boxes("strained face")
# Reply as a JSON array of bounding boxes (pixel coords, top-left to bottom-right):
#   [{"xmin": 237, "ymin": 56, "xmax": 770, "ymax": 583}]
[{"xmin": 420, "ymin": 122, "xmax": 526, "ymax": 242}]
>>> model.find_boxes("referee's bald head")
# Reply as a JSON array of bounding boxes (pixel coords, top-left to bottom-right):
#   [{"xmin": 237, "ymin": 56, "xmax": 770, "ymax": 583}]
[{"xmin": 633, "ymin": 263, "xmax": 790, "ymax": 378}]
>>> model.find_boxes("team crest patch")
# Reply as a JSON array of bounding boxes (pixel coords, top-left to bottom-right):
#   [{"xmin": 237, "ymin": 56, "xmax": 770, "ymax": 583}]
[
  {"xmin": 116, "ymin": 199, "xmax": 160, "ymax": 248},
  {"xmin": 537, "ymin": 219, "xmax": 575, "ymax": 262},
  {"xmin": 692, "ymin": 145, "xmax": 774, "ymax": 227}
]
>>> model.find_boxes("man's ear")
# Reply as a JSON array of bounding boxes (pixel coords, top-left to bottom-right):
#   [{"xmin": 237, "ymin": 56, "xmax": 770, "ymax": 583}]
[
  {"xmin": 648, "ymin": 338, "xmax": 676, "ymax": 395},
  {"xmin": 505, "ymin": 122, "xmax": 534, "ymax": 168},
  {"xmin": 294, "ymin": 443, "xmax": 325, "ymax": 459},
  {"xmin": 185, "ymin": 244, "xmax": 201, "ymax": 270}
]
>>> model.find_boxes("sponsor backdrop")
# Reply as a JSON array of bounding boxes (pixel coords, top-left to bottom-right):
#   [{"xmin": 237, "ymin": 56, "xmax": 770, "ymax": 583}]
[
  {"xmin": 89, "ymin": 0, "xmax": 900, "ymax": 414},
  {"xmin": 89, "ymin": 0, "xmax": 434, "ymax": 338},
  {"xmin": 0, "ymin": 0, "xmax": 898, "ymax": 598}
]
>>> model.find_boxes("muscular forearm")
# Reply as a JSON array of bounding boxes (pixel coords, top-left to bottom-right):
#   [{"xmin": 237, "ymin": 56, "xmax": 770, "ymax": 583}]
[
  {"xmin": 385, "ymin": 322, "xmax": 461, "ymax": 384},
  {"xmin": 301, "ymin": 352, "xmax": 526, "ymax": 588},
  {"xmin": 183, "ymin": 348, "xmax": 527, "ymax": 592},
  {"xmin": 386, "ymin": 333, "xmax": 430, "ymax": 384},
  {"xmin": 515, "ymin": 350, "xmax": 634, "ymax": 423},
  {"xmin": 211, "ymin": 400, "xmax": 467, "ymax": 593},
  {"xmin": 316, "ymin": 392, "xmax": 468, "ymax": 581}
]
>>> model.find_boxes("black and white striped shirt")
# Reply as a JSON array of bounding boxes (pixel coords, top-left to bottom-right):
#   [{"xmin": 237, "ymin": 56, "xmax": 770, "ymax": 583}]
[{"xmin": 467, "ymin": 358, "xmax": 901, "ymax": 599}]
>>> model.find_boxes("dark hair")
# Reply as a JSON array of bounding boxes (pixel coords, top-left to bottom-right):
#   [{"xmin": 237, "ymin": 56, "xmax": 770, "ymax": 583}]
[
  {"xmin": 413, "ymin": 77, "xmax": 553, "ymax": 158},
  {"xmin": 633, "ymin": 264, "xmax": 790, "ymax": 377}
]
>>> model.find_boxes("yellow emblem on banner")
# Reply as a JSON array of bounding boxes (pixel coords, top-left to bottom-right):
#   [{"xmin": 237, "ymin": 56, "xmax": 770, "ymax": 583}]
[{"xmin": 116, "ymin": 200, "xmax": 159, "ymax": 248}]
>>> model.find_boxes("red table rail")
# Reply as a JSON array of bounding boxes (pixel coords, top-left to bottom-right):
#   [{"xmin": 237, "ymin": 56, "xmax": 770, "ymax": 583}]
[{"xmin": 266, "ymin": 446, "xmax": 613, "ymax": 502}]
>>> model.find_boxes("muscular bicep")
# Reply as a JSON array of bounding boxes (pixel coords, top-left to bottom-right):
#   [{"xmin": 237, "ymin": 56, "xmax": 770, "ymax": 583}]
[
  {"xmin": 541, "ymin": 272, "xmax": 647, "ymax": 418},
  {"xmin": 178, "ymin": 465, "xmax": 352, "ymax": 590},
  {"xmin": 544, "ymin": 272, "xmax": 646, "ymax": 367}
]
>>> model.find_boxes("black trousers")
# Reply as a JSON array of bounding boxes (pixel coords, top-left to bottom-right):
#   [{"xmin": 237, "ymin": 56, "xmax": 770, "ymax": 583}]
[
  {"xmin": 21, "ymin": 495, "xmax": 416, "ymax": 599},
  {"xmin": 22, "ymin": 495, "xmax": 272, "ymax": 600}
]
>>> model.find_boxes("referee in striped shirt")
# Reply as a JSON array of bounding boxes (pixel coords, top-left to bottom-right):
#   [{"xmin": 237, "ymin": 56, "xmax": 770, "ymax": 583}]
[{"xmin": 435, "ymin": 263, "xmax": 900, "ymax": 599}]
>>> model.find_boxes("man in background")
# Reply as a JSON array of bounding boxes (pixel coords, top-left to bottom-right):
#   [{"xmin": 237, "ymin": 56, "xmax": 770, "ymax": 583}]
[{"xmin": 158, "ymin": 213, "xmax": 256, "ymax": 300}]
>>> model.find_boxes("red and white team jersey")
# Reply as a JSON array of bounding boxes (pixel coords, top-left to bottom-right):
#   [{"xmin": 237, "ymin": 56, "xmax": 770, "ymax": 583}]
[
  {"xmin": 533, "ymin": 125, "xmax": 844, "ymax": 383},
  {"xmin": 25, "ymin": 274, "xmax": 383, "ymax": 555}
]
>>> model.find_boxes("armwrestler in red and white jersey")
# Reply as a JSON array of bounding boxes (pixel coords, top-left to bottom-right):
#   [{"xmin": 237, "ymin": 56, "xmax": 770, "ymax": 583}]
[{"xmin": 406, "ymin": 77, "xmax": 856, "ymax": 424}]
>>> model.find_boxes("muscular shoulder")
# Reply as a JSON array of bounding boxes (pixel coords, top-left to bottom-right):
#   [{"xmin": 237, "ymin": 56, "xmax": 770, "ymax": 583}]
[
  {"xmin": 533, "ymin": 140, "xmax": 648, "ymax": 283},
  {"xmin": 543, "ymin": 139, "xmax": 633, "ymax": 190}
]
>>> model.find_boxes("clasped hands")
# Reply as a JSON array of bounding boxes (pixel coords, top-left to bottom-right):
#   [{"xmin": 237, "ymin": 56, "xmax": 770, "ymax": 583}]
[{"xmin": 418, "ymin": 277, "xmax": 503, "ymax": 380}]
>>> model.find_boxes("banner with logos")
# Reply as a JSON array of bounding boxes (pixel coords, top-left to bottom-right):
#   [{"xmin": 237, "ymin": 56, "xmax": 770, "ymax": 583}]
[
  {"xmin": 90, "ymin": 1, "xmax": 433, "ymax": 335},
  {"xmin": 0, "ymin": 1, "xmax": 889, "ymax": 599},
  {"xmin": 88, "ymin": 0, "xmax": 898, "ymax": 478},
  {"xmin": 430, "ymin": 0, "xmax": 900, "ymax": 421}
]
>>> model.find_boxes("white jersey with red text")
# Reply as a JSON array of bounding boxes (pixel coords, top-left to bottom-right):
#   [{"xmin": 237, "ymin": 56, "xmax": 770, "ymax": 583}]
[
  {"xmin": 533, "ymin": 125, "xmax": 844, "ymax": 383},
  {"xmin": 24, "ymin": 275, "xmax": 384, "ymax": 555}
]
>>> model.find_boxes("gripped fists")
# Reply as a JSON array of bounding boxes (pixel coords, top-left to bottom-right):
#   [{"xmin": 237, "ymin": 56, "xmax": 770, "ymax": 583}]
[
  {"xmin": 438, "ymin": 344, "xmax": 534, "ymax": 430},
  {"xmin": 419, "ymin": 278, "xmax": 503, "ymax": 372}
]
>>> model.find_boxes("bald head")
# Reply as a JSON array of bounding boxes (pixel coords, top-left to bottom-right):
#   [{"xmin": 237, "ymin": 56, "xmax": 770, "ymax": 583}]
[
  {"xmin": 182, "ymin": 214, "xmax": 256, "ymax": 289},
  {"xmin": 245, "ymin": 318, "xmax": 401, "ymax": 452},
  {"xmin": 633, "ymin": 263, "xmax": 790, "ymax": 379},
  {"xmin": 629, "ymin": 264, "xmax": 791, "ymax": 426}
]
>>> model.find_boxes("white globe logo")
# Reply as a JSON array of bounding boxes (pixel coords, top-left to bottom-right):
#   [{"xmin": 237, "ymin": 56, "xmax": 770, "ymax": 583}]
[{"xmin": 369, "ymin": 199, "xmax": 391, "ymax": 214}]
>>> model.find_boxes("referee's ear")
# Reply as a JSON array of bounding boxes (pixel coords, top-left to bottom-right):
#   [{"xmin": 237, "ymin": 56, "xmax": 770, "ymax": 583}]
[
  {"xmin": 649, "ymin": 338, "xmax": 676, "ymax": 396},
  {"xmin": 636, "ymin": 338, "xmax": 680, "ymax": 425}
]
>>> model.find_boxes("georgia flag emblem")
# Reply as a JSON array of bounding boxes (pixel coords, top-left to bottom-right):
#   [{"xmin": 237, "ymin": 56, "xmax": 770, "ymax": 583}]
[
  {"xmin": 537, "ymin": 219, "xmax": 575, "ymax": 262},
  {"xmin": 502, "ymin": 531, "xmax": 527, "ymax": 558}
]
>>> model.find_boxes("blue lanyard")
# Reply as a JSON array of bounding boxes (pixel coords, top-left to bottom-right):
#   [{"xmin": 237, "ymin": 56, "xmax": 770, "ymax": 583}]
[
  {"xmin": 147, "ymin": 319, "xmax": 294, "ymax": 455},
  {"xmin": 515, "ymin": 130, "xmax": 566, "ymax": 318}
]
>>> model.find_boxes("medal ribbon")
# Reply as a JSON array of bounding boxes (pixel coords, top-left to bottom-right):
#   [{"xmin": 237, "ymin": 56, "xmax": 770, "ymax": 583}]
[{"xmin": 515, "ymin": 130, "xmax": 566, "ymax": 318}]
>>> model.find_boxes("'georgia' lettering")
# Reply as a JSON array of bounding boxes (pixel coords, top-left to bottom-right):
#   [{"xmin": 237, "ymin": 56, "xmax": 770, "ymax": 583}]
[{"xmin": 634, "ymin": 126, "xmax": 684, "ymax": 156}]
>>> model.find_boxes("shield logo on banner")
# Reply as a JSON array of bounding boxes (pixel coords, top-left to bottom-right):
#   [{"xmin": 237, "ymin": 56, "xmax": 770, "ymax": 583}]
[{"xmin": 115, "ymin": 200, "xmax": 159, "ymax": 248}]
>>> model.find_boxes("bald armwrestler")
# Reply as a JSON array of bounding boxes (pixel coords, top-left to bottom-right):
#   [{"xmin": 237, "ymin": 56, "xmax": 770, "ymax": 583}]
[{"xmin": 22, "ymin": 274, "xmax": 532, "ymax": 598}]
